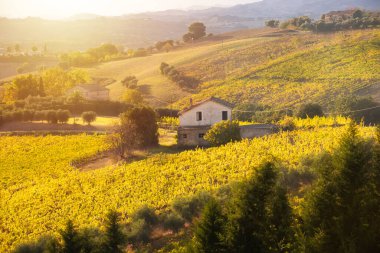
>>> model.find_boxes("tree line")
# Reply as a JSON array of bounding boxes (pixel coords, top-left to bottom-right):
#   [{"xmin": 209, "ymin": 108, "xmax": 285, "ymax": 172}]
[
  {"xmin": 266, "ymin": 9, "xmax": 380, "ymax": 32},
  {"xmin": 160, "ymin": 62, "xmax": 199, "ymax": 90}
]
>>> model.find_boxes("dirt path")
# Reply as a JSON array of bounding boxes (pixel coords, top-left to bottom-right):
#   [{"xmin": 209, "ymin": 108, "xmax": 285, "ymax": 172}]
[{"xmin": 80, "ymin": 156, "xmax": 117, "ymax": 172}]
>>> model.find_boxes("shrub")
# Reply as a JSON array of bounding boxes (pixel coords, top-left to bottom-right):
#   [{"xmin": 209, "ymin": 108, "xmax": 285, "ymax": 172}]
[
  {"xmin": 13, "ymin": 236, "xmax": 59, "ymax": 253},
  {"xmin": 22, "ymin": 110, "xmax": 34, "ymax": 122},
  {"xmin": 12, "ymin": 110, "xmax": 23, "ymax": 121},
  {"xmin": 172, "ymin": 192, "xmax": 212, "ymax": 222},
  {"xmin": 46, "ymin": 110, "xmax": 58, "ymax": 124},
  {"xmin": 57, "ymin": 110, "xmax": 71, "ymax": 124},
  {"xmin": 204, "ymin": 120, "xmax": 241, "ymax": 146},
  {"xmin": 122, "ymin": 89, "xmax": 144, "ymax": 105},
  {"xmin": 132, "ymin": 206, "xmax": 158, "ymax": 226},
  {"xmin": 81, "ymin": 111, "xmax": 97, "ymax": 125},
  {"xmin": 127, "ymin": 219, "xmax": 151, "ymax": 244},
  {"xmin": 297, "ymin": 103, "xmax": 324, "ymax": 119},
  {"xmin": 33, "ymin": 111, "xmax": 46, "ymax": 122},
  {"xmin": 121, "ymin": 107, "xmax": 158, "ymax": 147},
  {"xmin": 278, "ymin": 116, "xmax": 296, "ymax": 131},
  {"xmin": 162, "ymin": 213, "xmax": 185, "ymax": 233}
]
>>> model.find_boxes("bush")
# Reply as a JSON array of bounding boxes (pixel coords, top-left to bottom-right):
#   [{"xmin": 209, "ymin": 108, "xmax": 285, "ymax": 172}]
[
  {"xmin": 122, "ymin": 107, "xmax": 159, "ymax": 147},
  {"xmin": 46, "ymin": 110, "xmax": 58, "ymax": 124},
  {"xmin": 81, "ymin": 111, "xmax": 97, "ymax": 125},
  {"xmin": 278, "ymin": 116, "xmax": 296, "ymax": 131},
  {"xmin": 162, "ymin": 213, "xmax": 185, "ymax": 233},
  {"xmin": 172, "ymin": 192, "xmax": 212, "ymax": 222},
  {"xmin": 204, "ymin": 121, "xmax": 241, "ymax": 146},
  {"xmin": 33, "ymin": 111, "xmax": 46, "ymax": 122},
  {"xmin": 127, "ymin": 219, "xmax": 151, "ymax": 243},
  {"xmin": 122, "ymin": 89, "xmax": 144, "ymax": 105},
  {"xmin": 132, "ymin": 206, "xmax": 158, "ymax": 226},
  {"xmin": 297, "ymin": 103, "xmax": 324, "ymax": 119},
  {"xmin": 22, "ymin": 110, "xmax": 34, "ymax": 122},
  {"xmin": 57, "ymin": 110, "xmax": 70, "ymax": 124},
  {"xmin": 13, "ymin": 236, "xmax": 59, "ymax": 253}
]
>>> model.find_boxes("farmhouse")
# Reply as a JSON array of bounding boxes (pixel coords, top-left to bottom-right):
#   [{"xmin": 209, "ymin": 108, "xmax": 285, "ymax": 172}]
[
  {"xmin": 66, "ymin": 84, "xmax": 109, "ymax": 101},
  {"xmin": 177, "ymin": 97, "xmax": 278, "ymax": 146}
]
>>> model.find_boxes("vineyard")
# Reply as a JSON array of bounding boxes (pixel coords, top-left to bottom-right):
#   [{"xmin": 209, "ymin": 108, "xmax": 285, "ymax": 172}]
[
  {"xmin": 174, "ymin": 29, "xmax": 380, "ymax": 109},
  {"xmin": 0, "ymin": 125, "xmax": 377, "ymax": 252}
]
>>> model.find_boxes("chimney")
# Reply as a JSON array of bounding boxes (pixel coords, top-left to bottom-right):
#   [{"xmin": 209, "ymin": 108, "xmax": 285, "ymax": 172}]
[{"xmin": 190, "ymin": 98, "xmax": 193, "ymax": 106}]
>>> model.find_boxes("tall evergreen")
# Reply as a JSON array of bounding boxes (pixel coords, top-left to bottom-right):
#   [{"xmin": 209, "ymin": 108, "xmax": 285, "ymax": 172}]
[
  {"xmin": 266, "ymin": 186, "xmax": 294, "ymax": 253},
  {"xmin": 193, "ymin": 198, "xmax": 226, "ymax": 253},
  {"xmin": 60, "ymin": 220, "xmax": 81, "ymax": 253},
  {"xmin": 102, "ymin": 210, "xmax": 125, "ymax": 253},
  {"xmin": 303, "ymin": 123, "xmax": 380, "ymax": 252},
  {"xmin": 225, "ymin": 162, "xmax": 294, "ymax": 253}
]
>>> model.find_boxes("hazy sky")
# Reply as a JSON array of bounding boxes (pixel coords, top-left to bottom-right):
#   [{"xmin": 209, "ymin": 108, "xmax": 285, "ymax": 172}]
[{"xmin": 0, "ymin": 0, "xmax": 260, "ymax": 19}]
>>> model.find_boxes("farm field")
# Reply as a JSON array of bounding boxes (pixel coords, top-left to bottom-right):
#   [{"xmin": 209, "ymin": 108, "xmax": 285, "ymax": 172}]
[
  {"xmin": 174, "ymin": 29, "xmax": 380, "ymax": 109},
  {"xmin": 0, "ymin": 57, "xmax": 59, "ymax": 80},
  {"xmin": 0, "ymin": 125, "xmax": 377, "ymax": 252},
  {"xmin": 84, "ymin": 35, "xmax": 278, "ymax": 106}
]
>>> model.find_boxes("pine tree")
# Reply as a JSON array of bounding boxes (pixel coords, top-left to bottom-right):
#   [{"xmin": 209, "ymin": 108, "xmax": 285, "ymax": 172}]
[
  {"xmin": 60, "ymin": 220, "xmax": 81, "ymax": 253},
  {"xmin": 193, "ymin": 198, "xmax": 226, "ymax": 253},
  {"xmin": 225, "ymin": 161, "xmax": 294, "ymax": 253},
  {"xmin": 102, "ymin": 210, "xmax": 125, "ymax": 253},
  {"xmin": 266, "ymin": 186, "xmax": 295, "ymax": 253},
  {"xmin": 303, "ymin": 123, "xmax": 380, "ymax": 252}
]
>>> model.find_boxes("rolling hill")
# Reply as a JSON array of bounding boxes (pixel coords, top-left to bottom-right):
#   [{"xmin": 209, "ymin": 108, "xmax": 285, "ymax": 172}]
[{"xmin": 79, "ymin": 28, "xmax": 380, "ymax": 111}]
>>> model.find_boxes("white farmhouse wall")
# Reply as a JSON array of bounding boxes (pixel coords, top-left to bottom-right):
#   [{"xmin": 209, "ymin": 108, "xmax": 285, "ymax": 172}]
[{"xmin": 179, "ymin": 101, "xmax": 232, "ymax": 127}]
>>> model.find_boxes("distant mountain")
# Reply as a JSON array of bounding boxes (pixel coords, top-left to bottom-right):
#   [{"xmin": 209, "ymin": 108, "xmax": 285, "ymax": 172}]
[
  {"xmin": 0, "ymin": 0, "xmax": 379, "ymax": 50},
  {"xmin": 213, "ymin": 0, "xmax": 380, "ymax": 18}
]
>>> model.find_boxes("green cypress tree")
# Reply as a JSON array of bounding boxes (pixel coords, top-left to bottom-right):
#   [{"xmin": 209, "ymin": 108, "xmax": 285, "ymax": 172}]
[
  {"xmin": 225, "ymin": 161, "xmax": 294, "ymax": 253},
  {"xmin": 102, "ymin": 210, "xmax": 125, "ymax": 253},
  {"xmin": 193, "ymin": 198, "xmax": 226, "ymax": 253},
  {"xmin": 266, "ymin": 186, "xmax": 295, "ymax": 253},
  {"xmin": 60, "ymin": 220, "xmax": 81, "ymax": 253},
  {"xmin": 303, "ymin": 123, "xmax": 380, "ymax": 252}
]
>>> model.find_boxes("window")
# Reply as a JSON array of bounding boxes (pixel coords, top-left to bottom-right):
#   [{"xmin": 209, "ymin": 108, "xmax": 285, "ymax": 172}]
[
  {"xmin": 199, "ymin": 133, "xmax": 205, "ymax": 139},
  {"xmin": 222, "ymin": 111, "xmax": 228, "ymax": 120},
  {"xmin": 196, "ymin": 111, "xmax": 202, "ymax": 121},
  {"xmin": 182, "ymin": 134, "xmax": 187, "ymax": 139}
]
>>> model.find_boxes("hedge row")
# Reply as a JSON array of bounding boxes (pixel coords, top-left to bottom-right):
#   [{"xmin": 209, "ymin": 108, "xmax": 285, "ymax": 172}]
[
  {"xmin": 160, "ymin": 62, "xmax": 199, "ymax": 89},
  {"xmin": 0, "ymin": 109, "xmax": 71, "ymax": 124}
]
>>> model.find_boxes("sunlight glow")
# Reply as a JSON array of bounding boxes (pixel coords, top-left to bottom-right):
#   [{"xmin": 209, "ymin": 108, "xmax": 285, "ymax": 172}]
[{"xmin": 0, "ymin": 0, "xmax": 259, "ymax": 19}]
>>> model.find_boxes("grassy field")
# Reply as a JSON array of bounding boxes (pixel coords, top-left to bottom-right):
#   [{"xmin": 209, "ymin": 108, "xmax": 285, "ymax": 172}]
[
  {"xmin": 0, "ymin": 125, "xmax": 377, "ymax": 252},
  {"xmin": 85, "ymin": 34, "xmax": 277, "ymax": 106}
]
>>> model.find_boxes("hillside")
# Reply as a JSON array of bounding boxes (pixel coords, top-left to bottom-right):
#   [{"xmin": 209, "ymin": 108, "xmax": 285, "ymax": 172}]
[
  {"xmin": 173, "ymin": 29, "xmax": 380, "ymax": 110},
  {"xmin": 85, "ymin": 28, "xmax": 281, "ymax": 107},
  {"xmin": 0, "ymin": 125, "xmax": 376, "ymax": 251},
  {"xmin": 79, "ymin": 28, "xmax": 380, "ymax": 111}
]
